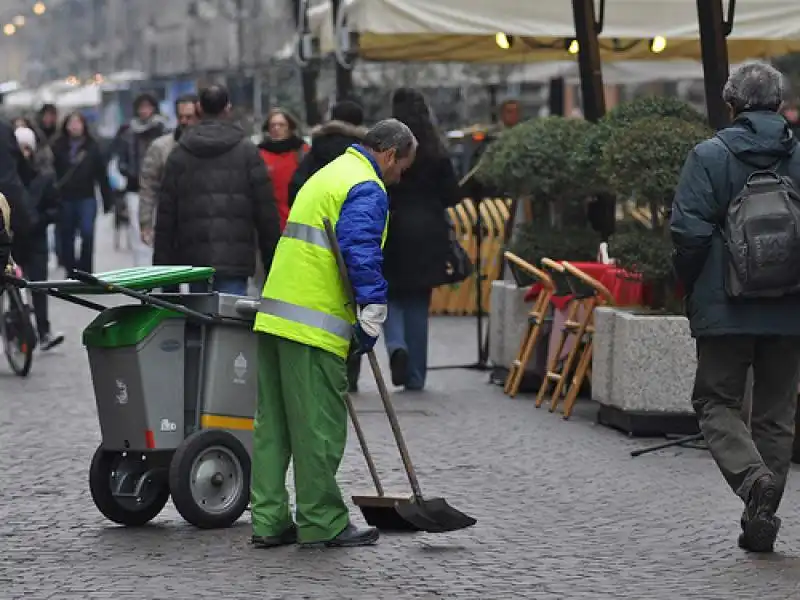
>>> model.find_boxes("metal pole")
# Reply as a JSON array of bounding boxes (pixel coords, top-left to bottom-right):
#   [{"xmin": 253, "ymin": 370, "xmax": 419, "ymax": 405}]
[
  {"xmin": 548, "ymin": 77, "xmax": 566, "ymax": 116},
  {"xmin": 572, "ymin": 0, "xmax": 606, "ymax": 123},
  {"xmin": 293, "ymin": 0, "xmax": 321, "ymax": 125},
  {"xmin": 332, "ymin": 0, "xmax": 354, "ymax": 101},
  {"xmin": 236, "ymin": 0, "xmax": 245, "ymax": 74},
  {"xmin": 696, "ymin": 0, "xmax": 732, "ymax": 130},
  {"xmin": 572, "ymin": 0, "xmax": 614, "ymax": 238}
]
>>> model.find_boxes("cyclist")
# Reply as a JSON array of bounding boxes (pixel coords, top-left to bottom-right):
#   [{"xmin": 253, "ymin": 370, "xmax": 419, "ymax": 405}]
[{"xmin": 13, "ymin": 127, "xmax": 64, "ymax": 350}]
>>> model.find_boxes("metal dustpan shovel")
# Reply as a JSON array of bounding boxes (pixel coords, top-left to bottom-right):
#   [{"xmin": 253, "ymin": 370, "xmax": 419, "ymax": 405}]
[{"xmin": 323, "ymin": 218, "xmax": 477, "ymax": 534}]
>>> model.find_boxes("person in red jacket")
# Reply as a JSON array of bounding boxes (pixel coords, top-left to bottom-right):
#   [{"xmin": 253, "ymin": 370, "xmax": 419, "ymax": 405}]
[{"xmin": 258, "ymin": 108, "xmax": 309, "ymax": 231}]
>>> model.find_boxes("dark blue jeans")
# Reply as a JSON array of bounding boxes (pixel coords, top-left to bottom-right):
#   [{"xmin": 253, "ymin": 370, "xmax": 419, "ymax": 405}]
[
  {"xmin": 58, "ymin": 197, "xmax": 97, "ymax": 274},
  {"xmin": 384, "ymin": 290, "xmax": 432, "ymax": 391},
  {"xmin": 190, "ymin": 277, "xmax": 249, "ymax": 296}
]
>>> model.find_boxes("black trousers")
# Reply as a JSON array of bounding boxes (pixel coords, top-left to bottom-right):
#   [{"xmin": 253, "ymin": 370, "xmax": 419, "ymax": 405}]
[
  {"xmin": 18, "ymin": 247, "xmax": 50, "ymax": 338},
  {"xmin": 692, "ymin": 335, "xmax": 800, "ymax": 507}
]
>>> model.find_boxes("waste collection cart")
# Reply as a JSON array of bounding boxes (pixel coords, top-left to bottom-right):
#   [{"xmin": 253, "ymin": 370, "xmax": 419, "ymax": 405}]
[{"xmin": 7, "ymin": 266, "xmax": 262, "ymax": 529}]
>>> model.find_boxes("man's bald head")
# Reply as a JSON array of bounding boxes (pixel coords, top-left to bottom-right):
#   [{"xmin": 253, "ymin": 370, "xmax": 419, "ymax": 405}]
[{"xmin": 198, "ymin": 85, "xmax": 231, "ymax": 117}]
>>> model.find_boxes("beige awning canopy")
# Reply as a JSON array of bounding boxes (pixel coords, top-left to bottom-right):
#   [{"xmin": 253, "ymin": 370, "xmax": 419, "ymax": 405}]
[{"xmin": 332, "ymin": 0, "xmax": 800, "ymax": 63}]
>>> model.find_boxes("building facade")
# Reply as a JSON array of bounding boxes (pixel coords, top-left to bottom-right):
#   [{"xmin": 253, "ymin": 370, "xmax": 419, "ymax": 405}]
[{"xmin": 0, "ymin": 0, "xmax": 296, "ymax": 84}]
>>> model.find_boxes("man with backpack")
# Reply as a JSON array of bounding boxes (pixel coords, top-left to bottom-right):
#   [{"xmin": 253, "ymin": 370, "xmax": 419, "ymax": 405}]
[{"xmin": 671, "ymin": 61, "xmax": 800, "ymax": 554}]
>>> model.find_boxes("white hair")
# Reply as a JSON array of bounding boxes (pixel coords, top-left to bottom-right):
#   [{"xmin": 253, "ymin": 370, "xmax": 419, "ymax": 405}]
[{"xmin": 722, "ymin": 61, "xmax": 785, "ymax": 114}]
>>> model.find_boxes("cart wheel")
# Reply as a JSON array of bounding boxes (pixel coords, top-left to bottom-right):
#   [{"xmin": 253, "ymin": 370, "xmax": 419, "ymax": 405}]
[
  {"xmin": 1, "ymin": 286, "xmax": 35, "ymax": 377},
  {"xmin": 169, "ymin": 429, "xmax": 251, "ymax": 529},
  {"xmin": 89, "ymin": 445, "xmax": 170, "ymax": 526}
]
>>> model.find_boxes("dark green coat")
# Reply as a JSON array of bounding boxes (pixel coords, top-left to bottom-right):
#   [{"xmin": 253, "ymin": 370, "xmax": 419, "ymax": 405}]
[{"xmin": 670, "ymin": 111, "xmax": 800, "ymax": 337}]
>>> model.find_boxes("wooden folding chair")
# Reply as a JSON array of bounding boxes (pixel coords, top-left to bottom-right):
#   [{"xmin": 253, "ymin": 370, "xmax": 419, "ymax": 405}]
[
  {"xmin": 534, "ymin": 258, "xmax": 579, "ymax": 408},
  {"xmin": 550, "ymin": 261, "xmax": 616, "ymax": 418},
  {"xmin": 503, "ymin": 252, "xmax": 556, "ymax": 398}
]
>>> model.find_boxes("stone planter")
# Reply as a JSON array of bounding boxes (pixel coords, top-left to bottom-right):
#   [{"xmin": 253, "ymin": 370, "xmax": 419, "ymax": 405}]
[
  {"xmin": 489, "ymin": 280, "xmax": 549, "ymax": 389},
  {"xmin": 592, "ymin": 307, "xmax": 700, "ymax": 437}
]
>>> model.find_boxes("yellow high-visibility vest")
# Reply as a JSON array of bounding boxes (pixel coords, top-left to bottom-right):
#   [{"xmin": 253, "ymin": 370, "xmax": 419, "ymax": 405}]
[{"xmin": 253, "ymin": 147, "xmax": 388, "ymax": 359}]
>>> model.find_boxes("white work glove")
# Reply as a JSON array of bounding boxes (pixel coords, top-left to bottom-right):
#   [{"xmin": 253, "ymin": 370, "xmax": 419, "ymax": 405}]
[{"xmin": 357, "ymin": 304, "xmax": 387, "ymax": 338}]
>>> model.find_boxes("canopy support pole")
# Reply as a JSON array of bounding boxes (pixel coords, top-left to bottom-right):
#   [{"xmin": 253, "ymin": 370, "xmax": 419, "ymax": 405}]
[
  {"xmin": 332, "ymin": 0, "xmax": 355, "ymax": 101},
  {"xmin": 696, "ymin": 0, "xmax": 734, "ymax": 130},
  {"xmin": 573, "ymin": 0, "xmax": 615, "ymax": 239},
  {"xmin": 572, "ymin": 0, "xmax": 606, "ymax": 123}
]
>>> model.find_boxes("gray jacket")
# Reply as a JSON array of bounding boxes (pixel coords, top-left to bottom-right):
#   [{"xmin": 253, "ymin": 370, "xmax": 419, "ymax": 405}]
[{"xmin": 138, "ymin": 132, "xmax": 177, "ymax": 233}]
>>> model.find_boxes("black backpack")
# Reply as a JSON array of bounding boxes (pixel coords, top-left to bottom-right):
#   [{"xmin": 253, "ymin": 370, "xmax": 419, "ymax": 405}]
[{"xmin": 717, "ymin": 137, "xmax": 800, "ymax": 299}]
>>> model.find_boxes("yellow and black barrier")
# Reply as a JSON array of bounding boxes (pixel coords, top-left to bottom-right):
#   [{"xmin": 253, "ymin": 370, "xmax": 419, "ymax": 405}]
[{"xmin": 430, "ymin": 197, "xmax": 513, "ymax": 316}]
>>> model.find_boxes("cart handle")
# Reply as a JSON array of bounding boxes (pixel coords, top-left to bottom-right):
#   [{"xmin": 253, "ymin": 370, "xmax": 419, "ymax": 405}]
[
  {"xmin": 71, "ymin": 270, "xmax": 221, "ymax": 326},
  {"xmin": 233, "ymin": 298, "xmax": 260, "ymax": 318},
  {"xmin": 1, "ymin": 273, "xmax": 27, "ymax": 289}
]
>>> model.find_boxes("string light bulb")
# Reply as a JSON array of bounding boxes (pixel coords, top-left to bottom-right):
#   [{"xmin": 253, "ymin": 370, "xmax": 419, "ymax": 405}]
[
  {"xmin": 495, "ymin": 32, "xmax": 513, "ymax": 50},
  {"xmin": 567, "ymin": 39, "xmax": 580, "ymax": 54},
  {"xmin": 650, "ymin": 36, "xmax": 667, "ymax": 53}
]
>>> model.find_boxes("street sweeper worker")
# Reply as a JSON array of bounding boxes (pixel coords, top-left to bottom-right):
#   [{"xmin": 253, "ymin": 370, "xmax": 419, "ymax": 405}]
[{"xmin": 250, "ymin": 118, "xmax": 418, "ymax": 549}]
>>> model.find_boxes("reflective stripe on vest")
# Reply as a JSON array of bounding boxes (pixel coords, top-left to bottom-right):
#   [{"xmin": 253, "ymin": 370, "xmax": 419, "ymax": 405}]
[
  {"xmin": 258, "ymin": 298, "xmax": 352, "ymax": 341},
  {"xmin": 282, "ymin": 221, "xmax": 331, "ymax": 251}
]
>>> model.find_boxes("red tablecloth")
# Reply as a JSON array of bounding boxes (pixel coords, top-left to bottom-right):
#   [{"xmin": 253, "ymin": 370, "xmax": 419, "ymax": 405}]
[{"xmin": 524, "ymin": 261, "xmax": 644, "ymax": 309}]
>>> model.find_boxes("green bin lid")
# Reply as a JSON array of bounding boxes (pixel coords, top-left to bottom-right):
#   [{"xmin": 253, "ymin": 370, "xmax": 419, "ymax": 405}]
[{"xmin": 44, "ymin": 266, "xmax": 216, "ymax": 295}]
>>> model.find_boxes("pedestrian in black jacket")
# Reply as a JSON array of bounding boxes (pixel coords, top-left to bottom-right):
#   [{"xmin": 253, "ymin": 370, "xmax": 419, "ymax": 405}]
[
  {"xmin": 382, "ymin": 87, "xmax": 461, "ymax": 391},
  {"xmin": 51, "ymin": 112, "xmax": 112, "ymax": 275},
  {"xmin": 288, "ymin": 99, "xmax": 366, "ymax": 205},
  {"xmin": 153, "ymin": 85, "xmax": 280, "ymax": 295},
  {"xmin": 0, "ymin": 118, "xmax": 32, "ymax": 240},
  {"xmin": 671, "ymin": 61, "xmax": 800, "ymax": 554},
  {"xmin": 14, "ymin": 127, "xmax": 64, "ymax": 350}
]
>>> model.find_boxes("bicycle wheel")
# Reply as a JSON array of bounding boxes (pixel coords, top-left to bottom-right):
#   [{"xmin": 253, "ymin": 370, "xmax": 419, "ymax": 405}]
[{"xmin": 1, "ymin": 285, "xmax": 35, "ymax": 377}]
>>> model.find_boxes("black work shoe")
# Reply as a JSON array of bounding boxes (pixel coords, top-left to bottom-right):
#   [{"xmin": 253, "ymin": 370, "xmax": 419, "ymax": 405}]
[
  {"xmin": 301, "ymin": 523, "xmax": 380, "ymax": 548},
  {"xmin": 251, "ymin": 524, "xmax": 298, "ymax": 549},
  {"xmin": 739, "ymin": 474, "xmax": 781, "ymax": 553},
  {"xmin": 390, "ymin": 349, "xmax": 409, "ymax": 387}
]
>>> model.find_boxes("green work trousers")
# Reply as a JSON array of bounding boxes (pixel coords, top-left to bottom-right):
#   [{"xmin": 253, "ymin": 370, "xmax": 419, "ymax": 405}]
[{"xmin": 251, "ymin": 333, "xmax": 350, "ymax": 543}]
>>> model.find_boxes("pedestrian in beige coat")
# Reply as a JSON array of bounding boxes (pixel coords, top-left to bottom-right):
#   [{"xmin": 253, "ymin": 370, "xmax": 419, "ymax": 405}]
[{"xmin": 139, "ymin": 95, "xmax": 199, "ymax": 247}]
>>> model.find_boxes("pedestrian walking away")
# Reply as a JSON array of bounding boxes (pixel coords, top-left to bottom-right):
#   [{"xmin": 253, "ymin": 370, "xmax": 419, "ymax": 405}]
[
  {"xmin": 288, "ymin": 99, "xmax": 366, "ymax": 206},
  {"xmin": 671, "ymin": 60, "xmax": 800, "ymax": 554},
  {"xmin": 250, "ymin": 118, "xmax": 417, "ymax": 548},
  {"xmin": 117, "ymin": 92, "xmax": 169, "ymax": 267},
  {"xmin": 382, "ymin": 87, "xmax": 462, "ymax": 392},
  {"xmin": 153, "ymin": 85, "xmax": 281, "ymax": 296}
]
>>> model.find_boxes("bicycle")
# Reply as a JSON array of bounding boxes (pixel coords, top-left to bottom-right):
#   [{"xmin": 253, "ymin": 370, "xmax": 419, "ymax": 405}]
[{"xmin": 1, "ymin": 261, "xmax": 37, "ymax": 376}]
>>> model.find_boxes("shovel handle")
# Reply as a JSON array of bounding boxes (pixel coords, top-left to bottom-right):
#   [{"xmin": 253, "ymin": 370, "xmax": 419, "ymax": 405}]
[
  {"xmin": 343, "ymin": 390, "xmax": 385, "ymax": 497},
  {"xmin": 322, "ymin": 218, "xmax": 426, "ymax": 502}
]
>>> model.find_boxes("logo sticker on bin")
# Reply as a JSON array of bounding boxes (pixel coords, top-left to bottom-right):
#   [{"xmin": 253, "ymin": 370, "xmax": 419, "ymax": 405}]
[
  {"xmin": 115, "ymin": 379, "xmax": 128, "ymax": 405},
  {"xmin": 160, "ymin": 419, "xmax": 178, "ymax": 432},
  {"xmin": 234, "ymin": 353, "xmax": 247, "ymax": 385}
]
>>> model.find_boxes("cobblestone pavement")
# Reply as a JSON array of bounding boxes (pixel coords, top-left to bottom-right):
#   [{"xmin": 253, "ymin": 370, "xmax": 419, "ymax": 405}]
[{"xmin": 3, "ymin": 216, "xmax": 800, "ymax": 599}]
